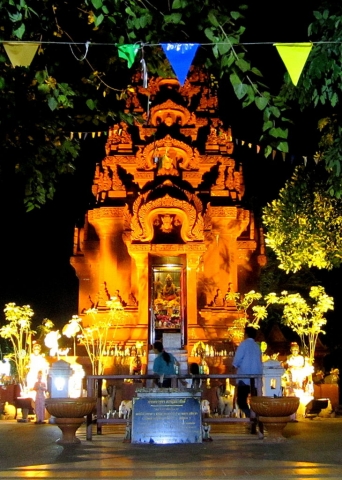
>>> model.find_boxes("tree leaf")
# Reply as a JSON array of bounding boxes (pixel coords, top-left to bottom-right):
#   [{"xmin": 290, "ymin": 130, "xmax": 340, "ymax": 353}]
[
  {"xmin": 172, "ymin": 0, "xmax": 182, "ymax": 8},
  {"xmin": 94, "ymin": 13, "xmax": 104, "ymax": 27},
  {"xmin": 35, "ymin": 70, "xmax": 48, "ymax": 84},
  {"xmin": 86, "ymin": 99, "xmax": 96, "ymax": 110},
  {"xmin": 48, "ymin": 96, "xmax": 58, "ymax": 111},
  {"xmin": 208, "ymin": 11, "xmax": 219, "ymax": 27},
  {"xmin": 277, "ymin": 141, "xmax": 289, "ymax": 152},
  {"xmin": 229, "ymin": 73, "xmax": 241, "ymax": 86},
  {"xmin": 269, "ymin": 106, "xmax": 281, "ymax": 118},
  {"xmin": 125, "ymin": 6, "xmax": 135, "ymax": 16},
  {"xmin": 13, "ymin": 23, "xmax": 25, "ymax": 39},
  {"xmin": 8, "ymin": 12, "xmax": 22, "ymax": 22},
  {"xmin": 218, "ymin": 42, "xmax": 231, "ymax": 55},
  {"xmin": 233, "ymin": 83, "xmax": 248, "ymax": 99},
  {"xmin": 235, "ymin": 58, "xmax": 250, "ymax": 72},
  {"xmin": 269, "ymin": 127, "xmax": 288, "ymax": 139},
  {"xmin": 91, "ymin": 0, "xmax": 103, "ymax": 9},
  {"xmin": 204, "ymin": 28, "xmax": 216, "ymax": 42},
  {"xmin": 164, "ymin": 13, "xmax": 182, "ymax": 23},
  {"xmin": 230, "ymin": 11, "xmax": 242, "ymax": 20},
  {"xmin": 251, "ymin": 67, "xmax": 262, "ymax": 77},
  {"xmin": 255, "ymin": 96, "xmax": 268, "ymax": 110},
  {"xmin": 264, "ymin": 145, "xmax": 272, "ymax": 158},
  {"xmin": 262, "ymin": 120, "xmax": 273, "ymax": 131}
]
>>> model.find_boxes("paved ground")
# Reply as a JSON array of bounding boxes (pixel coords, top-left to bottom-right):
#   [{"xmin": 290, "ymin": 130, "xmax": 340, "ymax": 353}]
[{"xmin": 1, "ymin": 418, "xmax": 342, "ymax": 479}]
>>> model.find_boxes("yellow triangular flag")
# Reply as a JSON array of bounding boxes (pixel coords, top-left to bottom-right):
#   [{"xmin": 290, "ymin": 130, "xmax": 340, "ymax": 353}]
[
  {"xmin": 274, "ymin": 43, "xmax": 312, "ymax": 86},
  {"xmin": 4, "ymin": 42, "xmax": 39, "ymax": 67}
]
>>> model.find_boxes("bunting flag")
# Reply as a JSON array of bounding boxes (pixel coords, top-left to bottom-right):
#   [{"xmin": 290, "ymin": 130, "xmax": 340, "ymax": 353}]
[
  {"xmin": 3, "ymin": 42, "xmax": 39, "ymax": 67},
  {"xmin": 274, "ymin": 43, "xmax": 313, "ymax": 86},
  {"xmin": 161, "ymin": 43, "xmax": 199, "ymax": 86},
  {"xmin": 118, "ymin": 44, "xmax": 139, "ymax": 68},
  {"xmin": 70, "ymin": 131, "xmax": 107, "ymax": 140}
]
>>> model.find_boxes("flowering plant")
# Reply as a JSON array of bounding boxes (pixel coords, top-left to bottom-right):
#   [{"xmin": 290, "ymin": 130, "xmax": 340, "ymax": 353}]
[
  {"xmin": 63, "ymin": 298, "xmax": 126, "ymax": 375},
  {"xmin": 0, "ymin": 303, "xmax": 35, "ymax": 388}
]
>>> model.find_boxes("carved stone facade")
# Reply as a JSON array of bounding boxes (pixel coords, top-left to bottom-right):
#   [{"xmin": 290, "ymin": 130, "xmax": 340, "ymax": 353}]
[{"xmin": 71, "ymin": 68, "xmax": 265, "ymax": 367}]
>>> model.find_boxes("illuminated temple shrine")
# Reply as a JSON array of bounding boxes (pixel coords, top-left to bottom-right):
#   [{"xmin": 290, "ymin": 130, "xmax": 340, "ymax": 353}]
[{"xmin": 70, "ymin": 68, "xmax": 266, "ymax": 373}]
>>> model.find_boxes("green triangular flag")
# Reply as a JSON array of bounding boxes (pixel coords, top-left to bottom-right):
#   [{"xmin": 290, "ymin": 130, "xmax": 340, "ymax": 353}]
[
  {"xmin": 118, "ymin": 45, "xmax": 139, "ymax": 68},
  {"xmin": 274, "ymin": 43, "xmax": 313, "ymax": 86},
  {"xmin": 4, "ymin": 42, "xmax": 39, "ymax": 67}
]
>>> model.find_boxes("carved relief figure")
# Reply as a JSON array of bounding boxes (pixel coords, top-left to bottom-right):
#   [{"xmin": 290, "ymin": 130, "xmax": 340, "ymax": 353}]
[
  {"xmin": 157, "ymin": 149, "xmax": 179, "ymax": 176},
  {"xmin": 154, "ymin": 276, "xmax": 163, "ymax": 299},
  {"xmin": 160, "ymin": 214, "xmax": 174, "ymax": 233},
  {"xmin": 207, "ymin": 125, "xmax": 218, "ymax": 144},
  {"xmin": 112, "ymin": 165, "xmax": 125, "ymax": 191},
  {"xmin": 162, "ymin": 274, "xmax": 177, "ymax": 301},
  {"xmin": 213, "ymin": 288, "xmax": 225, "ymax": 307},
  {"xmin": 225, "ymin": 166, "xmax": 235, "ymax": 190},
  {"xmin": 212, "ymin": 164, "xmax": 226, "ymax": 190}
]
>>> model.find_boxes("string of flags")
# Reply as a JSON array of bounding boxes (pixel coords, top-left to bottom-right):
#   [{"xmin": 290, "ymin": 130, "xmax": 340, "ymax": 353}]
[
  {"xmin": 69, "ymin": 131, "xmax": 107, "ymax": 140},
  {"xmin": 2, "ymin": 40, "xmax": 315, "ymax": 86},
  {"xmin": 1, "ymin": 40, "xmax": 316, "ymax": 165},
  {"xmin": 69, "ymin": 129, "xmax": 312, "ymax": 168}
]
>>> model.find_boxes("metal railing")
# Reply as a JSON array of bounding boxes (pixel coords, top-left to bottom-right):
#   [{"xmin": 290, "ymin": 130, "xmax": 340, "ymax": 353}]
[{"xmin": 85, "ymin": 373, "xmax": 263, "ymax": 440}]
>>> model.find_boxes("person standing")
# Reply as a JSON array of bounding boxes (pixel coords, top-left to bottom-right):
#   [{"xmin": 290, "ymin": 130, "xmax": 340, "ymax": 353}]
[
  {"xmin": 153, "ymin": 341, "xmax": 177, "ymax": 387},
  {"xmin": 33, "ymin": 370, "xmax": 47, "ymax": 424},
  {"xmin": 232, "ymin": 326, "xmax": 263, "ymax": 418}
]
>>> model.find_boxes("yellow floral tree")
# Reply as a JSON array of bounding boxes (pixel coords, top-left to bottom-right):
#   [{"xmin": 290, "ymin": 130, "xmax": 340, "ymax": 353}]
[
  {"xmin": 63, "ymin": 297, "xmax": 125, "ymax": 375},
  {"xmin": 225, "ymin": 291, "xmax": 277, "ymax": 344},
  {"xmin": 0, "ymin": 303, "xmax": 35, "ymax": 388},
  {"xmin": 226, "ymin": 287, "xmax": 333, "ymax": 364},
  {"xmin": 266, "ymin": 286, "xmax": 334, "ymax": 364}
]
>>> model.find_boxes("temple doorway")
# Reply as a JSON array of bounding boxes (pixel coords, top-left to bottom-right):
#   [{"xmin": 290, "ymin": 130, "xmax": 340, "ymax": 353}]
[{"xmin": 150, "ymin": 255, "xmax": 186, "ymax": 346}]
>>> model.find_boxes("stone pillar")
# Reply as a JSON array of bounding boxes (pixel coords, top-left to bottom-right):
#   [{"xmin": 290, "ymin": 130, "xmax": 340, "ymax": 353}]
[
  {"xmin": 207, "ymin": 206, "xmax": 250, "ymax": 294},
  {"xmin": 88, "ymin": 207, "xmax": 125, "ymax": 294},
  {"xmin": 186, "ymin": 253, "xmax": 200, "ymax": 326},
  {"xmin": 130, "ymin": 251, "xmax": 149, "ymax": 327}
]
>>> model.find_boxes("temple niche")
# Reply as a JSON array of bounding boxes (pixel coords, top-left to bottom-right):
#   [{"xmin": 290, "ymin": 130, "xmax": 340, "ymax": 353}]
[{"xmin": 70, "ymin": 68, "xmax": 265, "ymax": 373}]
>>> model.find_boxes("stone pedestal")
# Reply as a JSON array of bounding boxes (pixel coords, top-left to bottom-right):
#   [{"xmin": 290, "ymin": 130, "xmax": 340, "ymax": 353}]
[{"xmin": 250, "ymin": 396, "xmax": 300, "ymax": 442}]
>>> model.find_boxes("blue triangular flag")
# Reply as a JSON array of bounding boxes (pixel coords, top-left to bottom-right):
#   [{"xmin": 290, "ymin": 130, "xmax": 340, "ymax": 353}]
[{"xmin": 161, "ymin": 43, "xmax": 199, "ymax": 86}]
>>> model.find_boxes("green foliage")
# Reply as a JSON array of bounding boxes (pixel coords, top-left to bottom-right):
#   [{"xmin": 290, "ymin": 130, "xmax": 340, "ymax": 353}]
[
  {"xmin": 279, "ymin": 4, "xmax": 342, "ymax": 197},
  {"xmin": 263, "ymin": 165, "xmax": 342, "ymax": 272},
  {"xmin": 266, "ymin": 286, "xmax": 334, "ymax": 362},
  {"xmin": 0, "ymin": 0, "xmax": 291, "ymax": 209},
  {"xmin": 227, "ymin": 287, "xmax": 333, "ymax": 362}
]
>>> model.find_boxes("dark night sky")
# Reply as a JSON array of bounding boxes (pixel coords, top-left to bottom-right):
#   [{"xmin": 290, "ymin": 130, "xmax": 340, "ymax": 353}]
[{"xmin": 1, "ymin": 0, "xmax": 341, "ymax": 368}]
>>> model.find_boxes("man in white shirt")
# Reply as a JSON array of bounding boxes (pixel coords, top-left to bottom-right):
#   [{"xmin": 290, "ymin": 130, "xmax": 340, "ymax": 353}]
[{"xmin": 232, "ymin": 326, "xmax": 263, "ymax": 417}]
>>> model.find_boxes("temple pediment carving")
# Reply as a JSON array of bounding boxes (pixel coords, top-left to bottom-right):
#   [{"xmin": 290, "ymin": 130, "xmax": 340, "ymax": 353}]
[
  {"xmin": 131, "ymin": 191, "xmax": 204, "ymax": 243},
  {"xmin": 148, "ymin": 99, "xmax": 195, "ymax": 127}
]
